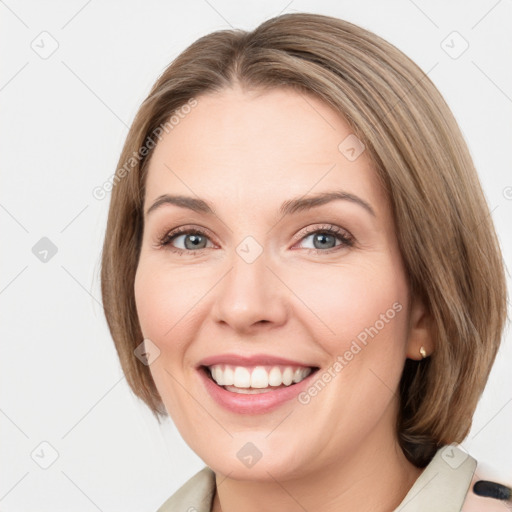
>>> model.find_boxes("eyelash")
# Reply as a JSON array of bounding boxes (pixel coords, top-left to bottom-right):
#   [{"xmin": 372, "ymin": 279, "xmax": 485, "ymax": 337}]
[{"xmin": 156, "ymin": 224, "xmax": 354, "ymax": 256}]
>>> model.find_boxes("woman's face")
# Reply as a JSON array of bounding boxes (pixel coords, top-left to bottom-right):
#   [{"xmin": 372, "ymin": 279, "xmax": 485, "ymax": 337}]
[{"xmin": 134, "ymin": 85, "xmax": 425, "ymax": 480}]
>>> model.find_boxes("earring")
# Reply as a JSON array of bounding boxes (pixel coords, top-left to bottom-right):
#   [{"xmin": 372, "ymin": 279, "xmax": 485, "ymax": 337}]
[{"xmin": 419, "ymin": 346, "xmax": 427, "ymax": 359}]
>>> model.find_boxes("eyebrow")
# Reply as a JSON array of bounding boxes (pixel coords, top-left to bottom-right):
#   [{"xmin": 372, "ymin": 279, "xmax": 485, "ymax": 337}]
[{"xmin": 145, "ymin": 190, "xmax": 376, "ymax": 218}]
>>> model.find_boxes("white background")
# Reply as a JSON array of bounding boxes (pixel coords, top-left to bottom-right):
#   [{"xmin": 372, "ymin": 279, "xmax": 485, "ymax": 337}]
[{"xmin": 1, "ymin": 0, "xmax": 511, "ymax": 510}]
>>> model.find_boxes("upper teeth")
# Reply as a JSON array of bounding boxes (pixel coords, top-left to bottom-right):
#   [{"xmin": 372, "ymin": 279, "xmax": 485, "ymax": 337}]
[{"xmin": 208, "ymin": 365, "xmax": 312, "ymax": 388}]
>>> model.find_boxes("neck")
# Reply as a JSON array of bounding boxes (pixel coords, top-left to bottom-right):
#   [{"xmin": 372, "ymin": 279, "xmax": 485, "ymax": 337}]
[{"xmin": 212, "ymin": 424, "xmax": 423, "ymax": 512}]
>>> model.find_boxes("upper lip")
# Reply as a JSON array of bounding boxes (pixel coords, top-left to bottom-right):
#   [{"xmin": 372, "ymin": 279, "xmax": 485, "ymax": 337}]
[{"xmin": 198, "ymin": 353, "xmax": 318, "ymax": 368}]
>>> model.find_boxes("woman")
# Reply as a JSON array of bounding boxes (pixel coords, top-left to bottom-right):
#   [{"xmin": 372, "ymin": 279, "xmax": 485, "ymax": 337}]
[{"xmin": 100, "ymin": 12, "xmax": 509, "ymax": 511}]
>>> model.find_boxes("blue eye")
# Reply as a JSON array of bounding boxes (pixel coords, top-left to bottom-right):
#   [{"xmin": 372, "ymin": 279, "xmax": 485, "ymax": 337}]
[
  {"xmin": 298, "ymin": 226, "xmax": 353, "ymax": 251},
  {"xmin": 169, "ymin": 232, "xmax": 210, "ymax": 250},
  {"xmin": 158, "ymin": 224, "xmax": 354, "ymax": 255},
  {"xmin": 159, "ymin": 229, "xmax": 213, "ymax": 254}
]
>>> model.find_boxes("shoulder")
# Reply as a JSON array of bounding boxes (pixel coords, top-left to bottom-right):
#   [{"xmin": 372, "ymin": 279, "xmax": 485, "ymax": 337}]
[
  {"xmin": 461, "ymin": 462, "xmax": 511, "ymax": 512},
  {"xmin": 156, "ymin": 466, "xmax": 216, "ymax": 512},
  {"xmin": 394, "ymin": 446, "xmax": 509, "ymax": 511}
]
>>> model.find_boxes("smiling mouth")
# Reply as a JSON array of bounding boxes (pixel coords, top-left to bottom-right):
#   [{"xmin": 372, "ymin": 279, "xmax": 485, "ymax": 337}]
[{"xmin": 200, "ymin": 364, "xmax": 320, "ymax": 394}]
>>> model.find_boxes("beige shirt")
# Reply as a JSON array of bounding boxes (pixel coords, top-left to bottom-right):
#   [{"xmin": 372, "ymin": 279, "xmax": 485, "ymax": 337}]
[{"xmin": 156, "ymin": 446, "xmax": 480, "ymax": 511}]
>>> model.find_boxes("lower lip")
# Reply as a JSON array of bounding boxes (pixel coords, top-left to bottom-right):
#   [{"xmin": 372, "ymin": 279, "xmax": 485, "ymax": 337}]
[{"xmin": 197, "ymin": 367, "xmax": 318, "ymax": 414}]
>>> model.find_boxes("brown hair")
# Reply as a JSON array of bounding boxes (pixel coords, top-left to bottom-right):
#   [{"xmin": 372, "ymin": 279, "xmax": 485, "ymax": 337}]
[{"xmin": 100, "ymin": 12, "xmax": 508, "ymax": 467}]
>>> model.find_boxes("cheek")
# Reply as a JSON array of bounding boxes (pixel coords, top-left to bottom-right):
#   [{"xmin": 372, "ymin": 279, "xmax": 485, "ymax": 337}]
[
  {"xmin": 292, "ymin": 262, "xmax": 409, "ymax": 437},
  {"xmin": 134, "ymin": 260, "xmax": 208, "ymax": 343},
  {"xmin": 287, "ymin": 258, "xmax": 409, "ymax": 356},
  {"xmin": 134, "ymin": 262, "xmax": 202, "ymax": 413},
  {"xmin": 134, "ymin": 267, "xmax": 169, "ymax": 342}
]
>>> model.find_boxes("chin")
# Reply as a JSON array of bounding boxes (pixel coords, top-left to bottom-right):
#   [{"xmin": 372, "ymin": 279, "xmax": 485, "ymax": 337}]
[{"xmin": 200, "ymin": 443, "xmax": 311, "ymax": 482}]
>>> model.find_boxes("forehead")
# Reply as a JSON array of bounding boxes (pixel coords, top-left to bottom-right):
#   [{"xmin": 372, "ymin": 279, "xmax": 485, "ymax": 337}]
[{"xmin": 144, "ymin": 86, "xmax": 386, "ymax": 215}]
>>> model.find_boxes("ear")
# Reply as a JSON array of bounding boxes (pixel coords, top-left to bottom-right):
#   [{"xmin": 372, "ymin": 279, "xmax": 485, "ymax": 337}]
[{"xmin": 406, "ymin": 295, "xmax": 434, "ymax": 360}]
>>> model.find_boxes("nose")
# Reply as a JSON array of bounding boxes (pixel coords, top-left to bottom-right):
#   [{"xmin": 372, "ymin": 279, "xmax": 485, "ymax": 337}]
[{"xmin": 211, "ymin": 246, "xmax": 289, "ymax": 335}]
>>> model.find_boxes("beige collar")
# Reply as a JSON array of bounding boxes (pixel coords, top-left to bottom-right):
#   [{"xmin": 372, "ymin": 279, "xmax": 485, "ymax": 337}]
[{"xmin": 157, "ymin": 446, "xmax": 476, "ymax": 512}]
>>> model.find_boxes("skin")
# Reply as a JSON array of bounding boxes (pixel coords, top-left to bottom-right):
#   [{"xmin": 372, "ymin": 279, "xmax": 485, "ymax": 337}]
[{"xmin": 134, "ymin": 84, "xmax": 434, "ymax": 512}]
